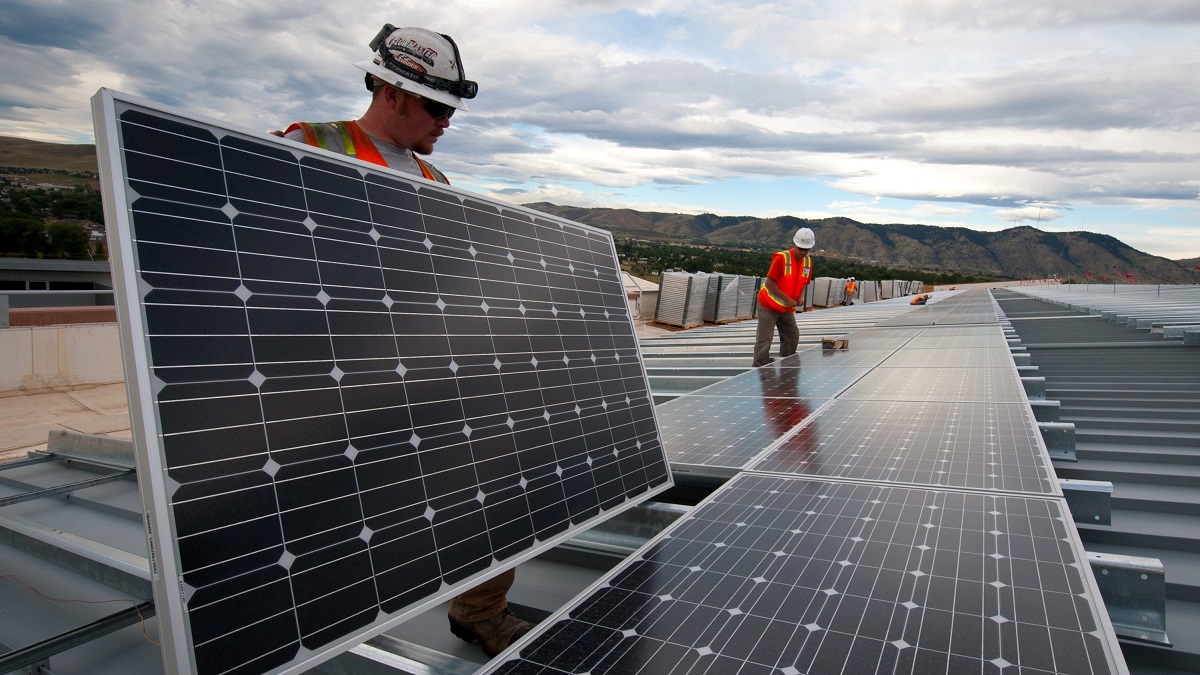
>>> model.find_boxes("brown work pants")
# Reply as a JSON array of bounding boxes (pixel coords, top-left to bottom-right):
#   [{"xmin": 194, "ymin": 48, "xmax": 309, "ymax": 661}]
[{"xmin": 753, "ymin": 305, "xmax": 799, "ymax": 367}]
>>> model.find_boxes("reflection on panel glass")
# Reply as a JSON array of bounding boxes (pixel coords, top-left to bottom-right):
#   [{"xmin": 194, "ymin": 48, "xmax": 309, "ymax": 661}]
[
  {"xmin": 750, "ymin": 400, "xmax": 1056, "ymax": 494},
  {"xmin": 659, "ymin": 395, "xmax": 823, "ymax": 476},
  {"xmin": 694, "ymin": 362, "xmax": 872, "ymax": 400}
]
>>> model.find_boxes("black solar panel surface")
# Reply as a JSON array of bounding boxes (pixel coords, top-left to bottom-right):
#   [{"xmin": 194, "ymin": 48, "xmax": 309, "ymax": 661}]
[
  {"xmin": 839, "ymin": 367, "xmax": 1027, "ymax": 403},
  {"xmin": 483, "ymin": 292, "xmax": 1125, "ymax": 674},
  {"xmin": 689, "ymin": 363, "xmax": 872, "ymax": 400},
  {"xmin": 881, "ymin": 348, "xmax": 1017, "ymax": 368},
  {"xmin": 749, "ymin": 399, "xmax": 1057, "ymax": 495},
  {"xmin": 95, "ymin": 92, "xmax": 671, "ymax": 675},
  {"xmin": 658, "ymin": 395, "xmax": 827, "ymax": 477},
  {"xmin": 485, "ymin": 474, "xmax": 1121, "ymax": 675}
]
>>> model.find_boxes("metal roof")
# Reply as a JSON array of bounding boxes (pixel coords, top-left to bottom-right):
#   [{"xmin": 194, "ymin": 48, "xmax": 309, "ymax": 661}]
[{"xmin": 993, "ymin": 285, "xmax": 1200, "ymax": 674}]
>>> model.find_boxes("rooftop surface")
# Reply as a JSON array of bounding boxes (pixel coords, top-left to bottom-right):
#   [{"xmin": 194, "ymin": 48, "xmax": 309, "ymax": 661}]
[{"xmin": 5, "ymin": 284, "xmax": 1197, "ymax": 675}]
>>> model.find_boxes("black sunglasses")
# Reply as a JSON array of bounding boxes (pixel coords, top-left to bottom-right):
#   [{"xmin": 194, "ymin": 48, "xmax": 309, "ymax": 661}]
[{"xmin": 419, "ymin": 97, "xmax": 455, "ymax": 120}]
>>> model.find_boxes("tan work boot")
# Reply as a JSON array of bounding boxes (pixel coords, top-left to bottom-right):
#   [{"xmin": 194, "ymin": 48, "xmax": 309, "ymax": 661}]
[{"xmin": 448, "ymin": 608, "xmax": 532, "ymax": 657}]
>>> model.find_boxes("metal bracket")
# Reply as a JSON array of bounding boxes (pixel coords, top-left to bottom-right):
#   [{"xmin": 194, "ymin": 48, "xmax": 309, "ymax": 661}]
[
  {"xmin": 1088, "ymin": 552, "xmax": 1171, "ymax": 646},
  {"xmin": 1039, "ymin": 422, "xmax": 1077, "ymax": 461},
  {"xmin": 1029, "ymin": 399, "xmax": 1061, "ymax": 423},
  {"xmin": 1060, "ymin": 479, "xmax": 1112, "ymax": 525},
  {"xmin": 1021, "ymin": 376, "xmax": 1046, "ymax": 401}
]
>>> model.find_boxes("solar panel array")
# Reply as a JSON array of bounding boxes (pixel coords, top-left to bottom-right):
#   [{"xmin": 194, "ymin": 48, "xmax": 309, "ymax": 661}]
[
  {"xmin": 484, "ymin": 291, "xmax": 1129, "ymax": 673},
  {"xmin": 92, "ymin": 90, "xmax": 672, "ymax": 675}
]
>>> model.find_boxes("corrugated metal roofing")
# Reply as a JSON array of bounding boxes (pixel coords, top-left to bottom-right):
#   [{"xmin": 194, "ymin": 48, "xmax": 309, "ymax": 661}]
[{"xmin": 994, "ymin": 286, "xmax": 1200, "ymax": 674}]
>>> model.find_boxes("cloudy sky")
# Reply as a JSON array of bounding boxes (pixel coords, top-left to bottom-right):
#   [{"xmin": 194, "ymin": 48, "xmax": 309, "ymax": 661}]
[{"xmin": 3, "ymin": 0, "xmax": 1198, "ymax": 259}]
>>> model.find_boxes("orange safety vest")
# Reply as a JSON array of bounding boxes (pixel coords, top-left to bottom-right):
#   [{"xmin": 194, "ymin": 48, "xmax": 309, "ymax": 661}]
[
  {"xmin": 845, "ymin": 280, "xmax": 858, "ymax": 295},
  {"xmin": 283, "ymin": 120, "xmax": 450, "ymax": 184},
  {"xmin": 757, "ymin": 249, "xmax": 813, "ymax": 313}
]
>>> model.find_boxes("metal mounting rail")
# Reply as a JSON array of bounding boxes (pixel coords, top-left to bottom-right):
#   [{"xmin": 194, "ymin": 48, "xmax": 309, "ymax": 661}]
[
  {"xmin": 0, "ymin": 600, "xmax": 155, "ymax": 674},
  {"xmin": 0, "ymin": 468, "xmax": 135, "ymax": 508}
]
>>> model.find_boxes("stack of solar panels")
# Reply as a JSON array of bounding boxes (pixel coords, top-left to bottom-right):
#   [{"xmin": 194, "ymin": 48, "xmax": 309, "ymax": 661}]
[
  {"xmin": 859, "ymin": 279, "xmax": 881, "ymax": 303},
  {"xmin": 703, "ymin": 274, "xmax": 744, "ymax": 324},
  {"xmin": 809, "ymin": 276, "xmax": 848, "ymax": 307},
  {"xmin": 91, "ymin": 90, "xmax": 673, "ymax": 675},
  {"xmin": 735, "ymin": 275, "xmax": 761, "ymax": 319},
  {"xmin": 655, "ymin": 272, "xmax": 709, "ymax": 328},
  {"xmin": 881, "ymin": 279, "xmax": 918, "ymax": 299},
  {"xmin": 484, "ymin": 289, "xmax": 1129, "ymax": 674}
]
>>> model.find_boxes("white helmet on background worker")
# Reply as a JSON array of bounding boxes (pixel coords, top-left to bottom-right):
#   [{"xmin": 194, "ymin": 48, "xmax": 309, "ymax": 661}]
[
  {"xmin": 356, "ymin": 24, "xmax": 478, "ymax": 111},
  {"xmin": 794, "ymin": 227, "xmax": 815, "ymax": 249}
]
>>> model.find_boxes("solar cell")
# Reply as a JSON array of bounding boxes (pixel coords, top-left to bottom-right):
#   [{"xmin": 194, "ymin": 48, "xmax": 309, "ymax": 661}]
[
  {"xmin": 93, "ymin": 89, "xmax": 671, "ymax": 675},
  {"xmin": 483, "ymin": 474, "xmax": 1126, "ymax": 675},
  {"xmin": 748, "ymin": 400, "xmax": 1057, "ymax": 495}
]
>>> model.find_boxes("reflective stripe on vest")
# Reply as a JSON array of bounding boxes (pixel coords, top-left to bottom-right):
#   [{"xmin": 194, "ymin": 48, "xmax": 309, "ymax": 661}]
[
  {"xmin": 757, "ymin": 250, "xmax": 813, "ymax": 313},
  {"xmin": 283, "ymin": 121, "xmax": 450, "ymax": 184}
]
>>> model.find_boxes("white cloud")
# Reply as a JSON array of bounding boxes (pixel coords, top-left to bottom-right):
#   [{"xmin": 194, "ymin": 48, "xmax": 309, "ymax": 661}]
[
  {"xmin": 1, "ymin": 0, "xmax": 1198, "ymax": 257},
  {"xmin": 993, "ymin": 207, "xmax": 1067, "ymax": 223}
]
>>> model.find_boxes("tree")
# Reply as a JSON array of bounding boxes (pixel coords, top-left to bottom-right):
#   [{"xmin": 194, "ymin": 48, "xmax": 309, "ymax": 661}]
[
  {"xmin": 46, "ymin": 221, "xmax": 92, "ymax": 259},
  {"xmin": 0, "ymin": 213, "xmax": 47, "ymax": 257}
]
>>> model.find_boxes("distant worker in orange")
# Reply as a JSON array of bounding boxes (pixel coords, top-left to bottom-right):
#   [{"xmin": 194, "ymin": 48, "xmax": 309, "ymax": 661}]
[
  {"xmin": 911, "ymin": 293, "xmax": 931, "ymax": 305},
  {"xmin": 752, "ymin": 228, "xmax": 815, "ymax": 367},
  {"xmin": 843, "ymin": 277, "xmax": 858, "ymax": 305}
]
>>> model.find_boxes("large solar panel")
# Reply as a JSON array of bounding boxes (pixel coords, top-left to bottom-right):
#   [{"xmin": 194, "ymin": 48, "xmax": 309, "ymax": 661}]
[
  {"xmin": 482, "ymin": 474, "xmax": 1126, "ymax": 674},
  {"xmin": 92, "ymin": 89, "xmax": 671, "ymax": 675},
  {"xmin": 748, "ymin": 400, "xmax": 1058, "ymax": 495}
]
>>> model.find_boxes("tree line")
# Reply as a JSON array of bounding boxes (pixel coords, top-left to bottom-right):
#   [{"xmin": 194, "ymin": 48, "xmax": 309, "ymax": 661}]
[{"xmin": 0, "ymin": 185, "xmax": 105, "ymax": 260}]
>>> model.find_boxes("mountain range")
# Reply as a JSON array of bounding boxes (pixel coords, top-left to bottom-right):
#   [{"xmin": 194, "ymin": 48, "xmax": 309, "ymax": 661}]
[
  {"xmin": 525, "ymin": 203, "xmax": 1200, "ymax": 284},
  {"xmin": 4, "ymin": 135, "xmax": 1197, "ymax": 284}
]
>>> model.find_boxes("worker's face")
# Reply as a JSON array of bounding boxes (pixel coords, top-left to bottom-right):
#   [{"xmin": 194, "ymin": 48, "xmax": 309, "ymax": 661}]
[{"xmin": 384, "ymin": 87, "xmax": 451, "ymax": 155}]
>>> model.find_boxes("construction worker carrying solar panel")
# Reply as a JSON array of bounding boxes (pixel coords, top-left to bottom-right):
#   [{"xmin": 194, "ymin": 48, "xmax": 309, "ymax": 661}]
[{"xmin": 281, "ymin": 24, "xmax": 529, "ymax": 658}]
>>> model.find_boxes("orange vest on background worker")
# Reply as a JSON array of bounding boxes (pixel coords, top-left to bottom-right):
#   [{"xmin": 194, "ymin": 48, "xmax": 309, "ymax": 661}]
[
  {"xmin": 757, "ymin": 249, "xmax": 813, "ymax": 313},
  {"xmin": 284, "ymin": 120, "xmax": 450, "ymax": 184},
  {"xmin": 845, "ymin": 279, "xmax": 857, "ymax": 295}
]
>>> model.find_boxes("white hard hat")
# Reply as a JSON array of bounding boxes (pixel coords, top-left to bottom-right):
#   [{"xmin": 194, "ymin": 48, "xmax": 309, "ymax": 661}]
[
  {"xmin": 356, "ymin": 25, "xmax": 477, "ymax": 111},
  {"xmin": 794, "ymin": 227, "xmax": 815, "ymax": 249}
]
